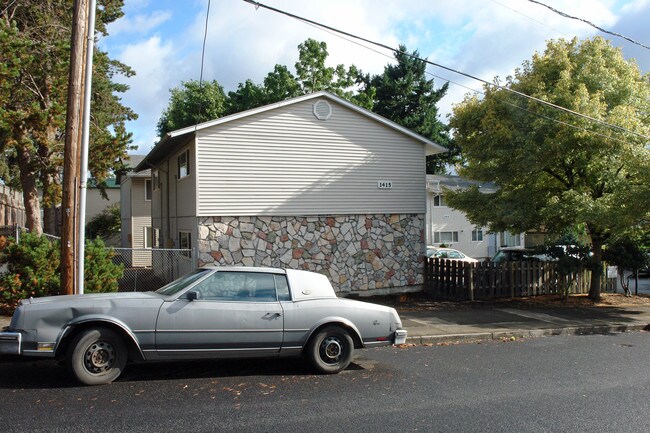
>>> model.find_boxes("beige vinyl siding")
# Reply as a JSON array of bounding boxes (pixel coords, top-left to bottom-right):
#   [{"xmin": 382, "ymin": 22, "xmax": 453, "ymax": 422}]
[
  {"xmin": 171, "ymin": 146, "xmax": 197, "ymax": 219},
  {"xmin": 196, "ymin": 98, "xmax": 426, "ymax": 216}
]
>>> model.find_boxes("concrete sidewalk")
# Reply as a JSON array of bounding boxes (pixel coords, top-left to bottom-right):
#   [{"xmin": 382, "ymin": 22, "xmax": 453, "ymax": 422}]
[
  {"xmin": 2, "ymin": 304, "xmax": 649, "ymax": 344},
  {"xmin": 400, "ymin": 304, "xmax": 650, "ymax": 344}
]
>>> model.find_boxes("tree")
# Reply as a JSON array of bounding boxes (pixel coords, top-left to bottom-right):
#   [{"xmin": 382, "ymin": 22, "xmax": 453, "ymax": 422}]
[
  {"xmin": 447, "ymin": 37, "xmax": 650, "ymax": 300},
  {"xmin": 165, "ymin": 40, "xmax": 368, "ymax": 131},
  {"xmin": 85, "ymin": 203, "xmax": 120, "ymax": 240},
  {"xmin": 0, "ymin": 1, "xmax": 136, "ymax": 234},
  {"xmin": 361, "ymin": 45, "xmax": 455, "ymax": 173},
  {"xmin": 226, "ymin": 65, "xmax": 302, "ymax": 114},
  {"xmin": 603, "ymin": 237, "xmax": 649, "ymax": 296},
  {"xmin": 157, "ymin": 79, "xmax": 227, "ymax": 137}
]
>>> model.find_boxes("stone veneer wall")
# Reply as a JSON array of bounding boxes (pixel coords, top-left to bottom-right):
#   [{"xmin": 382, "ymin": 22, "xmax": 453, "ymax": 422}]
[{"xmin": 197, "ymin": 214, "xmax": 425, "ymax": 295}]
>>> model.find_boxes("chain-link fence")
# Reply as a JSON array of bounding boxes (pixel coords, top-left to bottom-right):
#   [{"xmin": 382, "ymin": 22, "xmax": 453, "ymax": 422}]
[
  {"xmin": 111, "ymin": 248, "xmax": 196, "ymax": 292},
  {"xmin": 0, "ymin": 225, "xmax": 21, "ymax": 240}
]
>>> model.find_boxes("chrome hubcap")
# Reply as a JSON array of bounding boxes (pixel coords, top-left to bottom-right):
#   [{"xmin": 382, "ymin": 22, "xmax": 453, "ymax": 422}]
[
  {"xmin": 84, "ymin": 341, "xmax": 115, "ymax": 374},
  {"xmin": 320, "ymin": 336, "xmax": 342, "ymax": 363}
]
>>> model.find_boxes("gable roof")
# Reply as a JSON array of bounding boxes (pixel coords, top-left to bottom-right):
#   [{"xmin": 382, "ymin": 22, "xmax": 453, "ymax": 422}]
[
  {"xmin": 119, "ymin": 154, "xmax": 150, "ymax": 183},
  {"xmin": 136, "ymin": 91, "xmax": 447, "ymax": 172}
]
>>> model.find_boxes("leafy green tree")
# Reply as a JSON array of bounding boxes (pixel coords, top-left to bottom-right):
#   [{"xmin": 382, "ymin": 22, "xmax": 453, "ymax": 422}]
[
  {"xmin": 294, "ymin": 38, "xmax": 360, "ymax": 97},
  {"xmin": 86, "ymin": 203, "xmax": 120, "ymax": 240},
  {"xmin": 227, "ymin": 79, "xmax": 267, "ymax": 114},
  {"xmin": 0, "ymin": 1, "xmax": 136, "ymax": 234},
  {"xmin": 227, "ymin": 65, "xmax": 303, "ymax": 114},
  {"xmin": 157, "ymin": 79, "xmax": 227, "ymax": 136},
  {"xmin": 361, "ymin": 45, "xmax": 455, "ymax": 173},
  {"xmin": 262, "ymin": 64, "xmax": 302, "ymax": 103},
  {"xmin": 603, "ymin": 237, "xmax": 648, "ymax": 296},
  {"xmin": 447, "ymin": 37, "xmax": 650, "ymax": 301}
]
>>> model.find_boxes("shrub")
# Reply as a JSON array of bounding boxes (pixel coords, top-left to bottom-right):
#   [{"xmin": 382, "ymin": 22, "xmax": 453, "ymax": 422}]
[
  {"xmin": 85, "ymin": 204, "xmax": 121, "ymax": 240},
  {"xmin": 0, "ymin": 232, "xmax": 61, "ymax": 309},
  {"xmin": 0, "ymin": 233, "xmax": 124, "ymax": 311},
  {"xmin": 84, "ymin": 238, "xmax": 124, "ymax": 293}
]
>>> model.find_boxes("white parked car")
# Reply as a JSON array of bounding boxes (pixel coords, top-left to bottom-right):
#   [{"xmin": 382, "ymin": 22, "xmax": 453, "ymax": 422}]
[
  {"xmin": 0, "ymin": 267, "xmax": 407, "ymax": 385},
  {"xmin": 426, "ymin": 247, "xmax": 478, "ymax": 263}
]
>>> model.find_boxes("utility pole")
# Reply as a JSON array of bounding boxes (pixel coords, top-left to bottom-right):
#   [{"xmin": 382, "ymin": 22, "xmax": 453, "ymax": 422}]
[{"xmin": 61, "ymin": 0, "xmax": 90, "ymax": 295}]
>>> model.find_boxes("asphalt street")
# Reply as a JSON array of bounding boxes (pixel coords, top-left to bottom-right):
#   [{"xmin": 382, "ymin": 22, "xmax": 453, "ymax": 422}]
[{"xmin": 1, "ymin": 332, "xmax": 649, "ymax": 433}]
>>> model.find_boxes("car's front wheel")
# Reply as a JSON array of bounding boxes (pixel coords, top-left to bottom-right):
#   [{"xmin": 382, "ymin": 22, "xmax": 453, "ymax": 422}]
[
  {"xmin": 67, "ymin": 327, "xmax": 127, "ymax": 385},
  {"xmin": 307, "ymin": 325, "xmax": 354, "ymax": 374}
]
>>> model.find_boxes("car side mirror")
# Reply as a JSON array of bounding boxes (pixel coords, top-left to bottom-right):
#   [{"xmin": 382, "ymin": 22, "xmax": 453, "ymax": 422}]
[{"xmin": 186, "ymin": 291, "xmax": 201, "ymax": 301}]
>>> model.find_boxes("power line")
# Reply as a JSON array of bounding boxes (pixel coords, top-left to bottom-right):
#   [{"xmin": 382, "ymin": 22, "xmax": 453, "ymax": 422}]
[
  {"xmin": 241, "ymin": 0, "xmax": 649, "ymax": 142},
  {"xmin": 490, "ymin": 0, "xmax": 570, "ymax": 37},
  {"xmin": 527, "ymin": 0, "xmax": 650, "ymax": 50},
  {"xmin": 196, "ymin": 0, "xmax": 212, "ymax": 130}
]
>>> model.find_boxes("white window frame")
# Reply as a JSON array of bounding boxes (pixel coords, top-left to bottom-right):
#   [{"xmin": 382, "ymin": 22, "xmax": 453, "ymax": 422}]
[
  {"xmin": 144, "ymin": 226, "xmax": 152, "ymax": 249},
  {"xmin": 432, "ymin": 194, "xmax": 446, "ymax": 207},
  {"xmin": 471, "ymin": 227, "xmax": 484, "ymax": 242},
  {"xmin": 500, "ymin": 231, "xmax": 521, "ymax": 247},
  {"xmin": 178, "ymin": 149, "xmax": 190, "ymax": 179},
  {"xmin": 144, "ymin": 179, "xmax": 152, "ymax": 201},
  {"xmin": 179, "ymin": 231, "xmax": 192, "ymax": 257},
  {"xmin": 433, "ymin": 231, "xmax": 459, "ymax": 244}
]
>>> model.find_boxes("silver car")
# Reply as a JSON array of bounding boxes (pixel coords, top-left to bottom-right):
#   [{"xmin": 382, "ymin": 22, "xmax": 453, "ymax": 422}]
[{"xmin": 0, "ymin": 267, "xmax": 407, "ymax": 385}]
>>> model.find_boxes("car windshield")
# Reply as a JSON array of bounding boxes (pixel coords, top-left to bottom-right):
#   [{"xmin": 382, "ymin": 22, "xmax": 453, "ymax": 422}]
[{"xmin": 155, "ymin": 269, "xmax": 212, "ymax": 296}]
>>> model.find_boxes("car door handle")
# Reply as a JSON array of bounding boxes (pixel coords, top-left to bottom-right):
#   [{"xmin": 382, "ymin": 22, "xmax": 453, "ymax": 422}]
[{"xmin": 264, "ymin": 312, "xmax": 282, "ymax": 319}]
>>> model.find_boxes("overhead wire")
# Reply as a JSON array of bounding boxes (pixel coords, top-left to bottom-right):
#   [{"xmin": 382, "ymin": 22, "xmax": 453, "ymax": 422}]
[
  {"xmin": 527, "ymin": 0, "xmax": 650, "ymax": 50},
  {"xmin": 195, "ymin": 0, "xmax": 212, "ymax": 131},
  {"xmin": 489, "ymin": 0, "xmax": 570, "ymax": 37},
  {"xmin": 241, "ymin": 0, "xmax": 649, "ymax": 142}
]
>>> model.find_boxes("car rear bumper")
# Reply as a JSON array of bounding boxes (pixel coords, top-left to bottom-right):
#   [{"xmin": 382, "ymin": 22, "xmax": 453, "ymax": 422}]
[
  {"xmin": 0, "ymin": 331, "xmax": 22, "ymax": 355},
  {"xmin": 394, "ymin": 329, "xmax": 407, "ymax": 345}
]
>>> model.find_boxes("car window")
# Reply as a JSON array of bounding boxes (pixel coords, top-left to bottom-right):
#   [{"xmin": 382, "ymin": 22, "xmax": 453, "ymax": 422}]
[
  {"xmin": 437, "ymin": 251, "xmax": 448, "ymax": 258},
  {"xmin": 155, "ymin": 269, "xmax": 211, "ymax": 295},
  {"xmin": 274, "ymin": 275, "xmax": 291, "ymax": 301},
  {"xmin": 448, "ymin": 251, "xmax": 462, "ymax": 259},
  {"xmin": 190, "ymin": 271, "xmax": 278, "ymax": 302}
]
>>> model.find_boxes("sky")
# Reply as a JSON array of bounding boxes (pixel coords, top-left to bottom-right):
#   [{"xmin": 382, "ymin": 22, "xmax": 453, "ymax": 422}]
[{"xmin": 98, "ymin": 0, "xmax": 650, "ymax": 154}]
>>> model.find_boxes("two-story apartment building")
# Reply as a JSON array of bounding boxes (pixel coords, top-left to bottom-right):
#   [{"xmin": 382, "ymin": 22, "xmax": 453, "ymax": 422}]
[{"xmin": 135, "ymin": 91, "xmax": 446, "ymax": 295}]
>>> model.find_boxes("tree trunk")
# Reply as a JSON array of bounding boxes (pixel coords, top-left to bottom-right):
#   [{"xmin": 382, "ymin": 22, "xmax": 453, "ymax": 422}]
[
  {"xmin": 588, "ymin": 235, "xmax": 605, "ymax": 301},
  {"xmin": 16, "ymin": 143, "xmax": 43, "ymax": 235},
  {"xmin": 41, "ymin": 173, "xmax": 57, "ymax": 235}
]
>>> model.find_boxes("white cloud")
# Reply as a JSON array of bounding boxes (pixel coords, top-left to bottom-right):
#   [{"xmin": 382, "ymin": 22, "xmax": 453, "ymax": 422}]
[
  {"xmin": 107, "ymin": 10, "xmax": 172, "ymax": 36},
  {"xmin": 116, "ymin": 35, "xmax": 189, "ymax": 151},
  {"xmin": 103, "ymin": 0, "xmax": 648, "ymax": 153}
]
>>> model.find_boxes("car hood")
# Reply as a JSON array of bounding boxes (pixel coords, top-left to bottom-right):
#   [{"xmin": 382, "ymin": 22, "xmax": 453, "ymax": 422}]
[{"xmin": 20, "ymin": 291, "xmax": 162, "ymax": 306}]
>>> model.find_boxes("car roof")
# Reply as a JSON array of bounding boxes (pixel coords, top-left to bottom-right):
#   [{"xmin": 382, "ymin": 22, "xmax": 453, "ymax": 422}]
[{"xmin": 199, "ymin": 266, "xmax": 287, "ymax": 275}]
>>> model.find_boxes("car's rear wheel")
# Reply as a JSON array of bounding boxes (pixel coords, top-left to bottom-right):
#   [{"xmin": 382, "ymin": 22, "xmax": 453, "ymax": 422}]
[
  {"xmin": 67, "ymin": 327, "xmax": 127, "ymax": 385},
  {"xmin": 307, "ymin": 325, "xmax": 354, "ymax": 374}
]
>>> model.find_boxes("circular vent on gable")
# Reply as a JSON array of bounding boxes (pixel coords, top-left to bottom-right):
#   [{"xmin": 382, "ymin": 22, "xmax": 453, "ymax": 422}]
[{"xmin": 313, "ymin": 100, "xmax": 332, "ymax": 120}]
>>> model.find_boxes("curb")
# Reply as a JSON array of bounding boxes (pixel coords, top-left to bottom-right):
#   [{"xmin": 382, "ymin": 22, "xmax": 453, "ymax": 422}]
[{"xmin": 406, "ymin": 323, "xmax": 649, "ymax": 345}]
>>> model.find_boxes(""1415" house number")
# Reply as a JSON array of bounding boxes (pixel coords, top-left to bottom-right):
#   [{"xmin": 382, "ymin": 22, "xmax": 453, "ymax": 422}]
[{"xmin": 377, "ymin": 181, "xmax": 393, "ymax": 189}]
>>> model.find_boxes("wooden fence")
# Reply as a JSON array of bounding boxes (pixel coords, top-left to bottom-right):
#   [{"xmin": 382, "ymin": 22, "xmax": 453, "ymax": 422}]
[{"xmin": 425, "ymin": 258, "xmax": 608, "ymax": 300}]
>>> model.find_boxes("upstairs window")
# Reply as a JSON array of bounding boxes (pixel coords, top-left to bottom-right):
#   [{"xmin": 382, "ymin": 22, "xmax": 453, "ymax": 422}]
[
  {"xmin": 178, "ymin": 149, "xmax": 190, "ymax": 179},
  {"xmin": 144, "ymin": 179, "xmax": 152, "ymax": 201}
]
